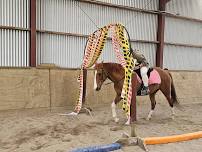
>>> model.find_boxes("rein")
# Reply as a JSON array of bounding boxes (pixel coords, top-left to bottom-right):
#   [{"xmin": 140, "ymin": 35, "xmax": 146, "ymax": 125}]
[{"xmin": 104, "ymin": 81, "xmax": 113, "ymax": 85}]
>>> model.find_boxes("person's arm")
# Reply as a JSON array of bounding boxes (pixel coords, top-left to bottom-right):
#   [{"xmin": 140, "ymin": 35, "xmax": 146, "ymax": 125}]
[{"xmin": 132, "ymin": 51, "xmax": 145, "ymax": 63}]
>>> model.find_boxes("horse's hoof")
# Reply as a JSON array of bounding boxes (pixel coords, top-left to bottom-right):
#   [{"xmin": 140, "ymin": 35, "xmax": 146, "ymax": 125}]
[
  {"xmin": 125, "ymin": 120, "xmax": 130, "ymax": 125},
  {"xmin": 64, "ymin": 112, "xmax": 78, "ymax": 116},
  {"xmin": 114, "ymin": 118, "xmax": 119, "ymax": 123},
  {"xmin": 146, "ymin": 117, "xmax": 151, "ymax": 121}
]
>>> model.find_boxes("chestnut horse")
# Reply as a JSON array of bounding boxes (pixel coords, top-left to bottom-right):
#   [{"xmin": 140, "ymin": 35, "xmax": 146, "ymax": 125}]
[{"xmin": 94, "ymin": 62, "xmax": 178, "ymax": 124}]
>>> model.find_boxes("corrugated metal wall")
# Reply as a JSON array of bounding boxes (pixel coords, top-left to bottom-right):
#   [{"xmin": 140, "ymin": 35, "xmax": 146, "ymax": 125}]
[
  {"xmin": 36, "ymin": 0, "xmax": 158, "ymax": 68},
  {"xmin": 97, "ymin": 41, "xmax": 156, "ymax": 66},
  {"xmin": 37, "ymin": 0, "xmax": 157, "ymax": 41},
  {"xmin": 163, "ymin": 45, "xmax": 202, "ymax": 70},
  {"xmin": 165, "ymin": 17, "xmax": 202, "ymax": 45},
  {"xmin": 166, "ymin": 0, "xmax": 202, "ymax": 20},
  {"xmin": 0, "ymin": 29, "xmax": 29, "ymax": 67},
  {"xmin": 0, "ymin": 0, "xmax": 29, "ymax": 28},
  {"xmin": 96, "ymin": 0, "xmax": 159, "ymax": 10},
  {"xmin": 37, "ymin": 35, "xmax": 156, "ymax": 68},
  {"xmin": 1, "ymin": 0, "xmax": 201, "ymax": 70},
  {"xmin": 164, "ymin": 0, "xmax": 202, "ymax": 70},
  {"xmin": 37, "ymin": 33, "xmax": 87, "ymax": 68},
  {"xmin": 0, "ymin": 0, "xmax": 30, "ymax": 67}
]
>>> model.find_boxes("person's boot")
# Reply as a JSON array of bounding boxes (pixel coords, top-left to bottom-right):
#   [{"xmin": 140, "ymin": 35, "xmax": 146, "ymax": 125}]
[{"xmin": 141, "ymin": 86, "xmax": 149, "ymax": 96}]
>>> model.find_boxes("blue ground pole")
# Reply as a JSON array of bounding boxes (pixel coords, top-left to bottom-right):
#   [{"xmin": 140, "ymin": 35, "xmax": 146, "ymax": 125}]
[{"xmin": 70, "ymin": 143, "xmax": 122, "ymax": 152}]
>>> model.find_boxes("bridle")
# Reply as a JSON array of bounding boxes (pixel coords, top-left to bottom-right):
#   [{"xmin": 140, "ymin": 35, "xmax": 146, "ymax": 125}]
[{"xmin": 99, "ymin": 66, "xmax": 125, "ymax": 85}]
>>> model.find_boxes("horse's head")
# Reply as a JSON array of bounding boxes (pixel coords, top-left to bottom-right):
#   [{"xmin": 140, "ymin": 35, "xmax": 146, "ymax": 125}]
[{"xmin": 93, "ymin": 62, "xmax": 108, "ymax": 91}]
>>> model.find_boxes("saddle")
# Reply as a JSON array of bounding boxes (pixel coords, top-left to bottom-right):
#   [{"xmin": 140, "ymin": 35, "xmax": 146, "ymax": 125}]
[{"xmin": 134, "ymin": 68, "xmax": 161, "ymax": 96}]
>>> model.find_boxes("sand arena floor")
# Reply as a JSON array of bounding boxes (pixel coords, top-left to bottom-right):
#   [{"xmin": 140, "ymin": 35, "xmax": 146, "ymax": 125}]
[{"xmin": 0, "ymin": 102, "xmax": 202, "ymax": 152}]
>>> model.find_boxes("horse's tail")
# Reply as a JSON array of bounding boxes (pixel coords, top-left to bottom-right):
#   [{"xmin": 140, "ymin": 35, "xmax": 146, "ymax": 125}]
[{"xmin": 167, "ymin": 71, "xmax": 179, "ymax": 106}]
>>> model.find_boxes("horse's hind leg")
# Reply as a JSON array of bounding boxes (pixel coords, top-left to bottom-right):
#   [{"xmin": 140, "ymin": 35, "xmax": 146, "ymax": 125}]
[
  {"xmin": 161, "ymin": 87, "xmax": 175, "ymax": 119},
  {"xmin": 146, "ymin": 85, "xmax": 159, "ymax": 120},
  {"xmin": 111, "ymin": 95, "xmax": 121, "ymax": 123},
  {"xmin": 147, "ymin": 93, "xmax": 156, "ymax": 120}
]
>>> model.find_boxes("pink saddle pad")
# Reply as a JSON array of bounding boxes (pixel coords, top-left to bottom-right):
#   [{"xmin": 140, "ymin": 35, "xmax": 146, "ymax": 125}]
[
  {"xmin": 137, "ymin": 69, "xmax": 161, "ymax": 85},
  {"xmin": 148, "ymin": 69, "xmax": 161, "ymax": 85}
]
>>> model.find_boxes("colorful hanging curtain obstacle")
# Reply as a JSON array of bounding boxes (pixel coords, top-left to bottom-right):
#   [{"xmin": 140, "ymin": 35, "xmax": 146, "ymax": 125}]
[{"xmin": 73, "ymin": 23, "xmax": 136, "ymax": 117}]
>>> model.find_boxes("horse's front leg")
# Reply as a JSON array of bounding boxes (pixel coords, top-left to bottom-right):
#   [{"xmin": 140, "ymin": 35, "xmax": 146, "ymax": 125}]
[
  {"xmin": 125, "ymin": 116, "xmax": 130, "ymax": 125},
  {"xmin": 111, "ymin": 101, "xmax": 119, "ymax": 123},
  {"xmin": 111, "ymin": 95, "xmax": 121, "ymax": 123}
]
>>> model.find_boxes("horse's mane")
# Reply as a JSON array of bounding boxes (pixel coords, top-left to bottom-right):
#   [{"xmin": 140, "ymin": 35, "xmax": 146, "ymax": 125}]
[{"xmin": 104, "ymin": 62, "xmax": 124, "ymax": 73}]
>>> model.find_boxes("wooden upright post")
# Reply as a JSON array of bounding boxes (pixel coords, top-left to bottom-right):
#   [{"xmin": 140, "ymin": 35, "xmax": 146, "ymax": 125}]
[
  {"xmin": 82, "ymin": 69, "xmax": 87, "ymax": 104},
  {"xmin": 130, "ymin": 73, "xmax": 138, "ymax": 122}
]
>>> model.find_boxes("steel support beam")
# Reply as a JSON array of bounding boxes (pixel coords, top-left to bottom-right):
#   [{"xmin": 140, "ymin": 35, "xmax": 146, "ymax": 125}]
[
  {"xmin": 30, "ymin": 0, "xmax": 36, "ymax": 67},
  {"xmin": 156, "ymin": 0, "xmax": 169, "ymax": 68}
]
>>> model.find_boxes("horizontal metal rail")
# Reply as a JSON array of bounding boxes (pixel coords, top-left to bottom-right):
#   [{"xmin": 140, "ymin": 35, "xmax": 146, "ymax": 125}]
[
  {"xmin": 1, "ymin": 26, "xmax": 202, "ymax": 48},
  {"xmin": 0, "ymin": 25, "xmax": 30, "ymax": 31},
  {"xmin": 165, "ymin": 42, "xmax": 202, "ymax": 48},
  {"xmin": 164, "ymin": 12, "xmax": 202, "ymax": 23}
]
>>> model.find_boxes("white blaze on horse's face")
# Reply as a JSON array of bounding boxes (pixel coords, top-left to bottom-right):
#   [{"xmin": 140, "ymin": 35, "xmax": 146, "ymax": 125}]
[{"xmin": 94, "ymin": 70, "xmax": 98, "ymax": 90}]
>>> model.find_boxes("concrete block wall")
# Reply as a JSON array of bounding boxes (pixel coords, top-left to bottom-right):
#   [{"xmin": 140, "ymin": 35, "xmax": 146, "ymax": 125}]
[{"xmin": 0, "ymin": 68, "xmax": 201, "ymax": 111}]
